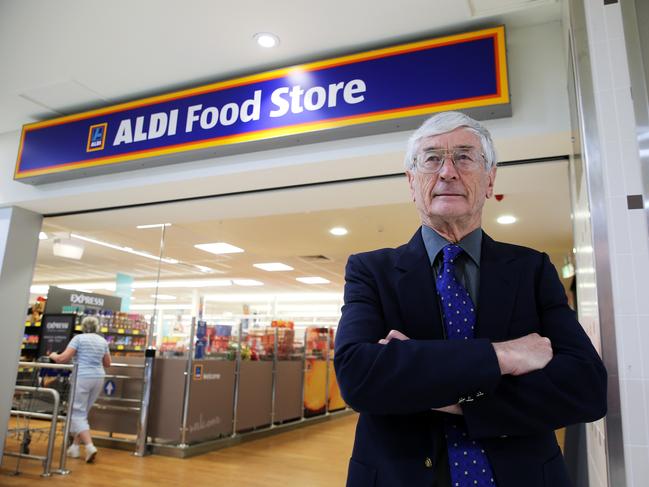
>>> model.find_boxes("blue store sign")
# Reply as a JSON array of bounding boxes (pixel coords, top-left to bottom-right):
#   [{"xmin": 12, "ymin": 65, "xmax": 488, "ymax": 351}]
[{"xmin": 14, "ymin": 27, "xmax": 509, "ymax": 184}]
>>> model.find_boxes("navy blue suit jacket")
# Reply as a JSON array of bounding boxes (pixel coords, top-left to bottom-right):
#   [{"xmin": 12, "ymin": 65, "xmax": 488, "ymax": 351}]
[{"xmin": 334, "ymin": 229, "xmax": 607, "ymax": 487}]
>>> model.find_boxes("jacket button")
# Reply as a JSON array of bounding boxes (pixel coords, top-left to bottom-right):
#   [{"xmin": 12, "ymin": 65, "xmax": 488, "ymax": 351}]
[{"xmin": 424, "ymin": 457, "xmax": 433, "ymax": 468}]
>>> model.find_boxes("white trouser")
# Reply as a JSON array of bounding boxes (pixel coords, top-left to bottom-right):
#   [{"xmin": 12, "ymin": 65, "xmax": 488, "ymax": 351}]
[{"xmin": 70, "ymin": 377, "xmax": 104, "ymax": 434}]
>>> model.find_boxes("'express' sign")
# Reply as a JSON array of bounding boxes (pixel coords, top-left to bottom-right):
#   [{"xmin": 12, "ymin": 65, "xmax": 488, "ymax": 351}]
[
  {"xmin": 14, "ymin": 27, "xmax": 509, "ymax": 184},
  {"xmin": 70, "ymin": 293, "xmax": 105, "ymax": 307}
]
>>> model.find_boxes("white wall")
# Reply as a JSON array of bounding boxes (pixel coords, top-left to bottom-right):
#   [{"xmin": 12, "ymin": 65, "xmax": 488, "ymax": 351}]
[
  {"xmin": 0, "ymin": 22, "xmax": 572, "ymax": 215},
  {"xmin": 581, "ymin": 1, "xmax": 649, "ymax": 486},
  {"xmin": 0, "ymin": 207, "xmax": 42, "ymax": 458}
]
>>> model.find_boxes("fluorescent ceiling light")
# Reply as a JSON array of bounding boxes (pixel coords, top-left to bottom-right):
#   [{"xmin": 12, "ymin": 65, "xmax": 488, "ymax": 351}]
[
  {"xmin": 296, "ymin": 277, "xmax": 331, "ymax": 284},
  {"xmin": 195, "ymin": 265, "xmax": 216, "ymax": 273},
  {"xmin": 53, "ymin": 238, "xmax": 85, "ymax": 260},
  {"xmin": 39, "ymin": 232, "xmax": 48, "ymax": 240},
  {"xmin": 253, "ymin": 262, "xmax": 294, "ymax": 272},
  {"xmin": 59, "ymin": 283, "xmax": 115, "ymax": 291},
  {"xmin": 204, "ymin": 292, "xmax": 342, "ymax": 303},
  {"xmin": 275, "ymin": 303, "xmax": 340, "ymax": 312},
  {"xmin": 151, "ymin": 294, "xmax": 176, "ymax": 300},
  {"xmin": 195, "ymin": 242, "xmax": 244, "ymax": 255},
  {"xmin": 39, "ymin": 278, "xmax": 234, "ymax": 292},
  {"xmin": 233, "ymin": 279, "xmax": 264, "ymax": 287},
  {"xmin": 329, "ymin": 227, "xmax": 348, "ymax": 236},
  {"xmin": 136, "ymin": 223, "xmax": 172, "ymax": 229},
  {"xmin": 254, "ymin": 32, "xmax": 280, "ymax": 48},
  {"xmin": 496, "ymin": 215, "xmax": 517, "ymax": 225},
  {"xmin": 30, "ymin": 285, "xmax": 49, "ymax": 294},
  {"xmin": 133, "ymin": 279, "xmax": 232, "ymax": 288},
  {"xmin": 71, "ymin": 233, "xmax": 178, "ymax": 264},
  {"xmin": 130, "ymin": 303, "xmax": 193, "ymax": 310}
]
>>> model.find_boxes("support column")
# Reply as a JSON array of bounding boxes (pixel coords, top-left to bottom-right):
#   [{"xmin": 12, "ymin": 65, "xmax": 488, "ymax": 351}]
[{"xmin": 0, "ymin": 206, "xmax": 42, "ymax": 458}]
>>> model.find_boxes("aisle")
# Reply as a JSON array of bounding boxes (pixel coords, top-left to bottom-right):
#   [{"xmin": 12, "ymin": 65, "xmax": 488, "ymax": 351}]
[{"xmin": 1, "ymin": 413, "xmax": 357, "ymax": 487}]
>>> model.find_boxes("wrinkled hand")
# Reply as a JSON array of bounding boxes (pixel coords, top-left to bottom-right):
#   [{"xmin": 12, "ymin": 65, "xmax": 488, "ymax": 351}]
[
  {"xmin": 378, "ymin": 330, "xmax": 463, "ymax": 415},
  {"xmin": 435, "ymin": 404, "xmax": 463, "ymax": 415},
  {"xmin": 378, "ymin": 329, "xmax": 410, "ymax": 344},
  {"xmin": 493, "ymin": 332, "xmax": 553, "ymax": 376}
]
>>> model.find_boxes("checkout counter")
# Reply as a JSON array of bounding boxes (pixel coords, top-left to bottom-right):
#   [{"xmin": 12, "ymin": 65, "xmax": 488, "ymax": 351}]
[{"xmin": 90, "ymin": 321, "xmax": 347, "ymax": 454}]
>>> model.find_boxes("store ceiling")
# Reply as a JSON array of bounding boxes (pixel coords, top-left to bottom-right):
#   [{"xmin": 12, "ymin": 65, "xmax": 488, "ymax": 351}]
[
  {"xmin": 34, "ymin": 159, "xmax": 573, "ymax": 306},
  {"xmin": 0, "ymin": 0, "xmax": 561, "ymax": 135}
]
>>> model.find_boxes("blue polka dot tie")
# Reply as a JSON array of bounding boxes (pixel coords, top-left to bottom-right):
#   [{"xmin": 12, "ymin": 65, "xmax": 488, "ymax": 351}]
[{"xmin": 436, "ymin": 244, "xmax": 497, "ymax": 487}]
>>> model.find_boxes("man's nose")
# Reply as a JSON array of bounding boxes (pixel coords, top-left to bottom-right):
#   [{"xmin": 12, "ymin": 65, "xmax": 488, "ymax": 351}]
[{"xmin": 438, "ymin": 156, "xmax": 458, "ymax": 179}]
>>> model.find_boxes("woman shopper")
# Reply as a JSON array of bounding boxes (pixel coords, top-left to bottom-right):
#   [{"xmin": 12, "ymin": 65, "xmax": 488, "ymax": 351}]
[{"xmin": 49, "ymin": 315, "xmax": 111, "ymax": 463}]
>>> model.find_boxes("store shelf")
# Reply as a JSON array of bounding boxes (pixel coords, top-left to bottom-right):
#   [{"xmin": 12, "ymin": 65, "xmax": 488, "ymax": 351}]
[
  {"xmin": 101, "ymin": 327, "xmax": 145, "ymax": 336},
  {"xmin": 109, "ymin": 345, "xmax": 144, "ymax": 352}
]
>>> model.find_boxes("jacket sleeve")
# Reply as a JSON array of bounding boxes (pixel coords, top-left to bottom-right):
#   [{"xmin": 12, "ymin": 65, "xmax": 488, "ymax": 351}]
[
  {"xmin": 334, "ymin": 253, "xmax": 502, "ymax": 415},
  {"xmin": 462, "ymin": 253, "xmax": 608, "ymax": 439}
]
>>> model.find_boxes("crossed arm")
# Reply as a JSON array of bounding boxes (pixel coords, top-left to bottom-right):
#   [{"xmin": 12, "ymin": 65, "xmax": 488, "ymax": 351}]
[
  {"xmin": 334, "ymin": 253, "xmax": 607, "ymax": 438},
  {"xmin": 379, "ymin": 329, "xmax": 554, "ymax": 416}
]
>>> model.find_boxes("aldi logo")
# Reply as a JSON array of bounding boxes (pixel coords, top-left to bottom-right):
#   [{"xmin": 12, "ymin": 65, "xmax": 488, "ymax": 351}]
[
  {"xmin": 193, "ymin": 364, "xmax": 203, "ymax": 380},
  {"xmin": 86, "ymin": 123, "xmax": 107, "ymax": 152}
]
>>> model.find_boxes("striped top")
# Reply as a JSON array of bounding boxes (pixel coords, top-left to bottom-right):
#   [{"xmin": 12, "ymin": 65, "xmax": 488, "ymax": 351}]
[{"xmin": 67, "ymin": 333, "xmax": 110, "ymax": 378}]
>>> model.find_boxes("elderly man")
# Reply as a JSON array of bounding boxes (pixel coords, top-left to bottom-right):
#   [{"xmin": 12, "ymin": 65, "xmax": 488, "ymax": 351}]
[{"xmin": 334, "ymin": 111, "xmax": 607, "ymax": 487}]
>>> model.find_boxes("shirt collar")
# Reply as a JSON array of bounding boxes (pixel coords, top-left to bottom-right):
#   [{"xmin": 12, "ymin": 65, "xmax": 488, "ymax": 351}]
[{"xmin": 421, "ymin": 225, "xmax": 482, "ymax": 267}]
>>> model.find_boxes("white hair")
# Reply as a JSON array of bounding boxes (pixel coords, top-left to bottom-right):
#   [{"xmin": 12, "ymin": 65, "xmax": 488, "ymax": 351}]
[
  {"xmin": 404, "ymin": 111, "xmax": 497, "ymax": 171},
  {"xmin": 81, "ymin": 316, "xmax": 100, "ymax": 334}
]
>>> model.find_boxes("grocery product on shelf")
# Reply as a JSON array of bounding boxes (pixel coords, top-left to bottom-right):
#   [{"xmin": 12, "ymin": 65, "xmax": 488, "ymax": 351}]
[{"xmin": 21, "ymin": 297, "xmax": 47, "ymax": 360}]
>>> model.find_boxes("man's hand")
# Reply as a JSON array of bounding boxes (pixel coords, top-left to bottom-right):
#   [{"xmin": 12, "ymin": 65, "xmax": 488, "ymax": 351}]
[
  {"xmin": 378, "ymin": 330, "xmax": 463, "ymax": 415},
  {"xmin": 492, "ymin": 333, "xmax": 553, "ymax": 376},
  {"xmin": 378, "ymin": 329, "xmax": 409, "ymax": 344},
  {"xmin": 434, "ymin": 404, "xmax": 463, "ymax": 415}
]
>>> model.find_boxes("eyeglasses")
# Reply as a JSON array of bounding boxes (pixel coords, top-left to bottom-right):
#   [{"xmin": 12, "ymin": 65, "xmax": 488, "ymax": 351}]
[{"xmin": 413, "ymin": 148, "xmax": 485, "ymax": 174}]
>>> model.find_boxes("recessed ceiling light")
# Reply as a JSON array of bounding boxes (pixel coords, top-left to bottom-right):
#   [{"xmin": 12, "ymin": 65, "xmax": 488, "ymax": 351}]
[
  {"xmin": 136, "ymin": 223, "xmax": 172, "ymax": 229},
  {"xmin": 151, "ymin": 294, "xmax": 176, "ymax": 300},
  {"xmin": 496, "ymin": 215, "xmax": 517, "ymax": 225},
  {"xmin": 296, "ymin": 277, "xmax": 331, "ymax": 284},
  {"xmin": 254, "ymin": 32, "xmax": 280, "ymax": 48},
  {"xmin": 253, "ymin": 262, "xmax": 294, "ymax": 272},
  {"xmin": 233, "ymin": 279, "xmax": 264, "ymax": 287},
  {"xmin": 329, "ymin": 227, "xmax": 348, "ymax": 236},
  {"xmin": 195, "ymin": 242, "xmax": 245, "ymax": 255},
  {"xmin": 39, "ymin": 232, "xmax": 48, "ymax": 240}
]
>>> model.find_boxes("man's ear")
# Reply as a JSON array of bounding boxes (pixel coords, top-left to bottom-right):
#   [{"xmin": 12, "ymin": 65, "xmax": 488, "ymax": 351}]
[
  {"xmin": 485, "ymin": 166, "xmax": 497, "ymax": 199},
  {"xmin": 406, "ymin": 170, "xmax": 416, "ymax": 201}
]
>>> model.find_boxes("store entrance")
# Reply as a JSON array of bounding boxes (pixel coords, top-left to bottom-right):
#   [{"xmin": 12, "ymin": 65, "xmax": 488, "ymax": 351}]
[{"xmin": 9, "ymin": 157, "xmax": 575, "ymax": 472}]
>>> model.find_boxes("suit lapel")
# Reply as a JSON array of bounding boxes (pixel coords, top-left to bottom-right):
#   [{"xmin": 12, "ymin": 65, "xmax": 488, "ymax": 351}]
[
  {"xmin": 475, "ymin": 234, "xmax": 519, "ymax": 341},
  {"xmin": 396, "ymin": 229, "xmax": 445, "ymax": 340}
]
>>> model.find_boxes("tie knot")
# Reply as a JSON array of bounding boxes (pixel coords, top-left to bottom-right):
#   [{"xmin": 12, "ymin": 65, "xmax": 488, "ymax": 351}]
[{"xmin": 442, "ymin": 244, "xmax": 463, "ymax": 263}]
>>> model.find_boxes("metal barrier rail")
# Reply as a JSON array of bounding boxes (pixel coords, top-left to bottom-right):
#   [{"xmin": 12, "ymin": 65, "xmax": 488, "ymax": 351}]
[
  {"xmin": 5, "ymin": 362, "xmax": 78, "ymax": 476},
  {"xmin": 90, "ymin": 356, "xmax": 155, "ymax": 457}
]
